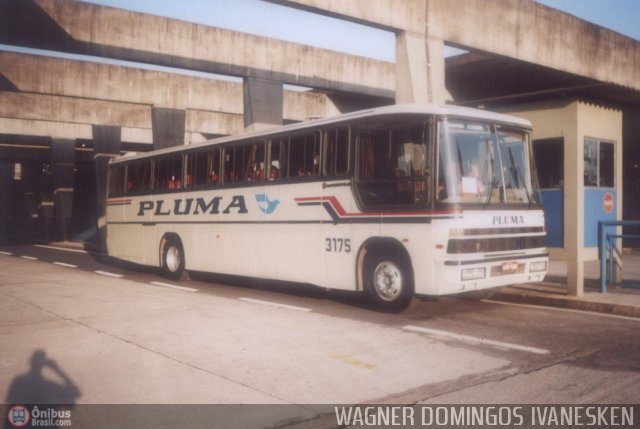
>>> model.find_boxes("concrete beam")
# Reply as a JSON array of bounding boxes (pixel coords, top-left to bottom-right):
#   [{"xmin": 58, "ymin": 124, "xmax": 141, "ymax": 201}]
[
  {"xmin": 0, "ymin": 51, "xmax": 243, "ymax": 112},
  {"xmin": 0, "ymin": 91, "xmax": 151, "ymax": 129},
  {"xmin": 186, "ymin": 111, "xmax": 243, "ymax": 139},
  {"xmin": 427, "ymin": 0, "xmax": 640, "ymax": 92},
  {"xmin": 0, "ymin": 0, "xmax": 394, "ymax": 99},
  {"xmin": 0, "ymin": 53, "xmax": 340, "ymax": 133},
  {"xmin": 267, "ymin": 0, "xmax": 425, "ymax": 33},
  {"xmin": 0, "ymin": 117, "xmax": 93, "ymax": 141},
  {"xmin": 278, "ymin": 0, "xmax": 640, "ymax": 93},
  {"xmin": 0, "ymin": 91, "xmax": 330, "ymax": 144}
]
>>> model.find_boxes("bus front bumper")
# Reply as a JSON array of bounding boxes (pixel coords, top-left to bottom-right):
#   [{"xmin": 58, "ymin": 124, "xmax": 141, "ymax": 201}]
[{"xmin": 435, "ymin": 252, "xmax": 549, "ymax": 295}]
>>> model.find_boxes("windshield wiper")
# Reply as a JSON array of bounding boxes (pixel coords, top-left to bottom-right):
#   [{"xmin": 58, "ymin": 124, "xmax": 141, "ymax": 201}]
[
  {"xmin": 483, "ymin": 145, "xmax": 495, "ymax": 208},
  {"xmin": 507, "ymin": 145, "xmax": 534, "ymax": 206}
]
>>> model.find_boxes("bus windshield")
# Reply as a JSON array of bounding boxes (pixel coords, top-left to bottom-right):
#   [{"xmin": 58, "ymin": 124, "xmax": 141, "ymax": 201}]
[{"xmin": 437, "ymin": 119, "xmax": 539, "ymax": 206}]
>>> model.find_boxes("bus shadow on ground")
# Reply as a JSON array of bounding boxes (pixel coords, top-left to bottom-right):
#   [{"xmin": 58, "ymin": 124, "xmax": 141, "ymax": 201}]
[
  {"xmin": 86, "ymin": 251, "xmax": 164, "ymax": 276},
  {"xmin": 86, "ymin": 252, "xmax": 424, "ymax": 314},
  {"xmin": 86, "ymin": 251, "xmax": 369, "ymax": 309},
  {"xmin": 188, "ymin": 271, "xmax": 370, "ymax": 310}
]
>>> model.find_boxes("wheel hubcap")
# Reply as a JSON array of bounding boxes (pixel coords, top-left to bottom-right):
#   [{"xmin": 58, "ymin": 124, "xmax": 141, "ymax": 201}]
[
  {"xmin": 165, "ymin": 245, "xmax": 181, "ymax": 273},
  {"xmin": 373, "ymin": 261, "xmax": 402, "ymax": 302}
]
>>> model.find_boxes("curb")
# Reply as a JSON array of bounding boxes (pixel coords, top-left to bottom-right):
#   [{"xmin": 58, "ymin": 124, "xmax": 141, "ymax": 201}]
[{"xmin": 491, "ymin": 288, "xmax": 640, "ymax": 319}]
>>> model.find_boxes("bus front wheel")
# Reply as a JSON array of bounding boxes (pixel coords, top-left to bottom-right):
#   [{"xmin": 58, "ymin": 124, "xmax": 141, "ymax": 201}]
[
  {"xmin": 364, "ymin": 251, "xmax": 414, "ymax": 312},
  {"xmin": 161, "ymin": 236, "xmax": 185, "ymax": 281}
]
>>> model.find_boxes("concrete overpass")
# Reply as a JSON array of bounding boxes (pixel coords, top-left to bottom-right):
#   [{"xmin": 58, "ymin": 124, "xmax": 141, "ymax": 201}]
[{"xmin": 1, "ymin": 0, "xmax": 639, "ymax": 295}]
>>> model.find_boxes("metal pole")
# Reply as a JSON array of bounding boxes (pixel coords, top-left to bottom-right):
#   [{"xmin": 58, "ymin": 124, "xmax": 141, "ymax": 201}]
[
  {"xmin": 599, "ymin": 221, "xmax": 607, "ymax": 293},
  {"xmin": 608, "ymin": 233, "xmax": 614, "ymax": 286}
]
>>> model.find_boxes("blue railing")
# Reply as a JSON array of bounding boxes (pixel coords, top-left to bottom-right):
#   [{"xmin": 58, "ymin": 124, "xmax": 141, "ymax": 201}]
[{"xmin": 598, "ymin": 220, "xmax": 640, "ymax": 293}]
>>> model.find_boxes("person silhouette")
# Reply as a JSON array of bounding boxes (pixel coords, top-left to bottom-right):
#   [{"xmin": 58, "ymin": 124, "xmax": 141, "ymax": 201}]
[{"xmin": 5, "ymin": 350, "xmax": 81, "ymax": 405}]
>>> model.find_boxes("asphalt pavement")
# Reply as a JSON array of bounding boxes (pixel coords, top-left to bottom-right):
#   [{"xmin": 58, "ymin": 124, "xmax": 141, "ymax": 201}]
[
  {"xmin": 491, "ymin": 254, "xmax": 640, "ymax": 318},
  {"xmin": 2, "ymin": 242, "xmax": 640, "ymax": 429}
]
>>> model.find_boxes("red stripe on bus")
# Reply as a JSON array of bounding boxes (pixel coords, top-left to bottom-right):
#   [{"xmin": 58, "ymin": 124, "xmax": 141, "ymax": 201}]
[
  {"xmin": 294, "ymin": 196, "xmax": 461, "ymax": 218},
  {"xmin": 106, "ymin": 199, "xmax": 132, "ymax": 206}
]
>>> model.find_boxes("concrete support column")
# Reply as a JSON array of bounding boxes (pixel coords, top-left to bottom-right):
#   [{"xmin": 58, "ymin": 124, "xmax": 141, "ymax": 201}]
[
  {"xmin": 395, "ymin": 30, "xmax": 447, "ymax": 104},
  {"xmin": 51, "ymin": 138, "xmax": 76, "ymax": 242},
  {"xmin": 151, "ymin": 107, "xmax": 186, "ymax": 150},
  {"xmin": 93, "ymin": 125, "xmax": 121, "ymax": 252},
  {"xmin": 0, "ymin": 161, "xmax": 13, "ymax": 244},
  {"xmin": 16, "ymin": 162, "xmax": 42, "ymax": 243},
  {"xmin": 396, "ymin": 31, "xmax": 429, "ymax": 104},
  {"xmin": 565, "ymin": 120, "xmax": 584, "ymax": 296},
  {"xmin": 243, "ymin": 77, "xmax": 283, "ymax": 132}
]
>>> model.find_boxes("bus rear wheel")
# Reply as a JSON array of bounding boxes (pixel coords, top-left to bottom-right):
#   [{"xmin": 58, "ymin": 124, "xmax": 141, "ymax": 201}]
[
  {"xmin": 364, "ymin": 251, "xmax": 414, "ymax": 312},
  {"xmin": 161, "ymin": 236, "xmax": 185, "ymax": 281}
]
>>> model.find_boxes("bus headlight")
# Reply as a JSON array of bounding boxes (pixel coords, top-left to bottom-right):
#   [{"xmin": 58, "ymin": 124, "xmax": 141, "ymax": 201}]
[
  {"xmin": 461, "ymin": 267, "xmax": 486, "ymax": 281},
  {"xmin": 530, "ymin": 261, "xmax": 547, "ymax": 272}
]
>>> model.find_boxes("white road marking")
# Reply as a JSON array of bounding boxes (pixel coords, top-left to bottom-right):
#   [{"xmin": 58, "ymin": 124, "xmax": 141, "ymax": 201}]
[
  {"xmin": 402, "ymin": 325, "xmax": 550, "ymax": 355},
  {"xmin": 239, "ymin": 297, "xmax": 312, "ymax": 312},
  {"xmin": 0, "ymin": 251, "xmax": 13, "ymax": 256},
  {"xmin": 150, "ymin": 281, "xmax": 198, "ymax": 292},
  {"xmin": 20, "ymin": 255, "xmax": 38, "ymax": 260},
  {"xmin": 53, "ymin": 262, "xmax": 78, "ymax": 268},
  {"xmin": 35, "ymin": 244, "xmax": 87, "ymax": 254},
  {"xmin": 484, "ymin": 299, "xmax": 640, "ymax": 323},
  {"xmin": 95, "ymin": 270, "xmax": 124, "ymax": 278}
]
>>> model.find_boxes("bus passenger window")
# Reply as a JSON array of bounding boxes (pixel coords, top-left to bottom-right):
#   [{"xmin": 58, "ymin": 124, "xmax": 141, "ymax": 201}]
[
  {"xmin": 186, "ymin": 149, "xmax": 220, "ymax": 187},
  {"xmin": 356, "ymin": 123, "xmax": 429, "ymax": 207},
  {"xmin": 223, "ymin": 147, "xmax": 236, "ymax": 183},
  {"xmin": 289, "ymin": 133, "xmax": 319, "ymax": 178},
  {"xmin": 242, "ymin": 141, "xmax": 265, "ymax": 182},
  {"xmin": 268, "ymin": 139, "xmax": 287, "ymax": 181},
  {"xmin": 108, "ymin": 164, "xmax": 126, "ymax": 197},
  {"xmin": 154, "ymin": 155, "xmax": 183, "ymax": 191},
  {"xmin": 324, "ymin": 127, "xmax": 349, "ymax": 176},
  {"xmin": 125, "ymin": 161, "xmax": 152, "ymax": 194},
  {"xmin": 208, "ymin": 148, "xmax": 221, "ymax": 185},
  {"xmin": 125, "ymin": 164, "xmax": 136, "ymax": 194}
]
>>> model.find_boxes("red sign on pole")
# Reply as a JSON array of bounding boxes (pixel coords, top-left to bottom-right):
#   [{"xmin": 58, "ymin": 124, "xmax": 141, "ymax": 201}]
[{"xmin": 603, "ymin": 192, "xmax": 614, "ymax": 214}]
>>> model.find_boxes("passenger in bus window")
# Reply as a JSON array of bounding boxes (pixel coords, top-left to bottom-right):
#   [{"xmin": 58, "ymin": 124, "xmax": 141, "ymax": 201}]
[
  {"xmin": 269, "ymin": 166, "xmax": 279, "ymax": 180},
  {"xmin": 462, "ymin": 164, "xmax": 485, "ymax": 195},
  {"xmin": 168, "ymin": 175, "xmax": 181, "ymax": 189}
]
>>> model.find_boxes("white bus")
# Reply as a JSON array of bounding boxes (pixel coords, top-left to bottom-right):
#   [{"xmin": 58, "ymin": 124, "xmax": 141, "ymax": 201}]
[{"xmin": 106, "ymin": 104, "xmax": 548, "ymax": 311}]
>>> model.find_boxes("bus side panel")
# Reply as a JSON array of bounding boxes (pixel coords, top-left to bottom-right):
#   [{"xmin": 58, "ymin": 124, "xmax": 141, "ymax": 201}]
[
  {"xmin": 253, "ymin": 183, "xmax": 325, "ymax": 286},
  {"xmin": 167, "ymin": 184, "xmax": 324, "ymax": 285},
  {"xmin": 182, "ymin": 224, "xmax": 217, "ymax": 272},
  {"xmin": 158, "ymin": 192, "xmax": 219, "ymax": 273},
  {"xmin": 379, "ymin": 222, "xmax": 436, "ymax": 296},
  {"xmin": 319, "ymin": 186, "xmax": 357, "ymax": 291},
  {"xmin": 126, "ymin": 196, "xmax": 152, "ymax": 265},
  {"xmin": 106, "ymin": 197, "xmax": 151, "ymax": 266},
  {"xmin": 105, "ymin": 204, "xmax": 126, "ymax": 259}
]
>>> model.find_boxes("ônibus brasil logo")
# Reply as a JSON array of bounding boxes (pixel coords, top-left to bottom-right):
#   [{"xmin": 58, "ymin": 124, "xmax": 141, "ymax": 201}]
[{"xmin": 6, "ymin": 405, "xmax": 30, "ymax": 428}]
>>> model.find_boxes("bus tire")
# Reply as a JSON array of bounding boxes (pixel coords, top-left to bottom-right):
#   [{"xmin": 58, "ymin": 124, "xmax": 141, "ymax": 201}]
[
  {"xmin": 364, "ymin": 251, "xmax": 414, "ymax": 312},
  {"xmin": 161, "ymin": 235, "xmax": 185, "ymax": 281}
]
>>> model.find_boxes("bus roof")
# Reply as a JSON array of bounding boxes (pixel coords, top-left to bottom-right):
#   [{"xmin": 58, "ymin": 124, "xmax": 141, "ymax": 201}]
[{"xmin": 111, "ymin": 103, "xmax": 532, "ymax": 164}]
